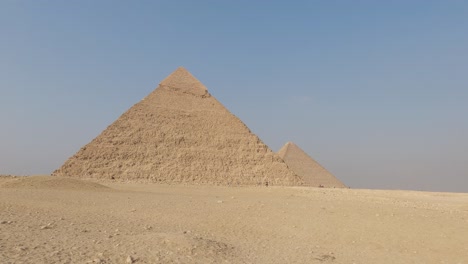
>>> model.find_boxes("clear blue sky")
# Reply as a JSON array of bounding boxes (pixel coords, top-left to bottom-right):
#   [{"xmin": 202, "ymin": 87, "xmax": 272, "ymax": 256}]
[{"xmin": 1, "ymin": 1, "xmax": 467, "ymax": 192}]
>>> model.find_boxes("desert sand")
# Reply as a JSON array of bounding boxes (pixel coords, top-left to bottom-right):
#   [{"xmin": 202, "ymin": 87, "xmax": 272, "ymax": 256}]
[{"xmin": 1, "ymin": 175, "xmax": 467, "ymax": 264}]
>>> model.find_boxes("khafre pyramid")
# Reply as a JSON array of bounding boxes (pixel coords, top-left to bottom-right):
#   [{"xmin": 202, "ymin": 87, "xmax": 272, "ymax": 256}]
[
  {"xmin": 278, "ymin": 142, "xmax": 346, "ymax": 188},
  {"xmin": 53, "ymin": 67, "xmax": 303, "ymax": 186}
]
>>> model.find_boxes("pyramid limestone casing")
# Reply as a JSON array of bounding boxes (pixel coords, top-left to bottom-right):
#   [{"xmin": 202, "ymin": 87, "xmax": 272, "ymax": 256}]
[
  {"xmin": 53, "ymin": 67, "xmax": 303, "ymax": 186},
  {"xmin": 278, "ymin": 142, "xmax": 346, "ymax": 188}
]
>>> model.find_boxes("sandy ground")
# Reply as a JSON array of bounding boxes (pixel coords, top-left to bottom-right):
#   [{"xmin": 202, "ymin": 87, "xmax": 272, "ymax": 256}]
[{"xmin": 1, "ymin": 176, "xmax": 467, "ymax": 264}]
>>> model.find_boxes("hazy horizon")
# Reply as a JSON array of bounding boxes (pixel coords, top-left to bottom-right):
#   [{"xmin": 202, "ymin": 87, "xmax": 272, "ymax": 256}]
[{"xmin": 1, "ymin": 1, "xmax": 467, "ymax": 192}]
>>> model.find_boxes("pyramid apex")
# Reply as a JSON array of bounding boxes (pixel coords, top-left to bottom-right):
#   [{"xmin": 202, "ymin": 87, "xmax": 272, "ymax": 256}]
[
  {"xmin": 159, "ymin": 67, "xmax": 209, "ymax": 97},
  {"xmin": 278, "ymin": 141, "xmax": 294, "ymax": 159},
  {"xmin": 283, "ymin": 141, "xmax": 298, "ymax": 150}
]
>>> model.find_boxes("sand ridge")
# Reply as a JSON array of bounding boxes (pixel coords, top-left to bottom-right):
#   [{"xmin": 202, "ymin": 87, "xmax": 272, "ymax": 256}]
[{"xmin": 1, "ymin": 175, "xmax": 109, "ymax": 191}]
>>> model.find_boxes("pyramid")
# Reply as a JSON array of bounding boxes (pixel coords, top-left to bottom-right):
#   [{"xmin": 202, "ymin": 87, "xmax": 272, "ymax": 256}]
[
  {"xmin": 277, "ymin": 142, "xmax": 346, "ymax": 188},
  {"xmin": 53, "ymin": 67, "xmax": 303, "ymax": 186}
]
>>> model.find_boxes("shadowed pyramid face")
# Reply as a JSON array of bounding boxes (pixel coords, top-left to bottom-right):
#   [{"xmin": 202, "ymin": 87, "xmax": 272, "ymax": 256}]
[{"xmin": 53, "ymin": 67, "xmax": 303, "ymax": 186}]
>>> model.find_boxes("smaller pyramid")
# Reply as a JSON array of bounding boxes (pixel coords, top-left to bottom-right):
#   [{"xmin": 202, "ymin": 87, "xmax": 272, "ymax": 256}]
[{"xmin": 278, "ymin": 142, "xmax": 346, "ymax": 188}]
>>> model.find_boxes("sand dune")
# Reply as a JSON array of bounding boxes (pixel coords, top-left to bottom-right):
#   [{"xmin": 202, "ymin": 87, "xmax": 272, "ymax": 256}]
[
  {"xmin": 1, "ymin": 176, "xmax": 467, "ymax": 263},
  {"xmin": 1, "ymin": 175, "xmax": 109, "ymax": 191}
]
